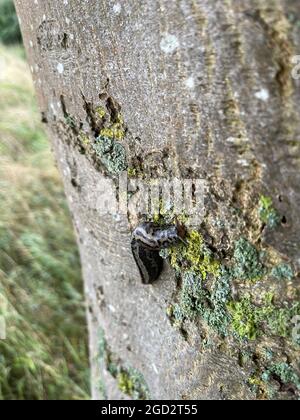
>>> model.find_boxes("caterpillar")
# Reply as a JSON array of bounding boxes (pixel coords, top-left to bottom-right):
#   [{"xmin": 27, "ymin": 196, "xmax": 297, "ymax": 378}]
[{"xmin": 131, "ymin": 222, "xmax": 186, "ymax": 284}]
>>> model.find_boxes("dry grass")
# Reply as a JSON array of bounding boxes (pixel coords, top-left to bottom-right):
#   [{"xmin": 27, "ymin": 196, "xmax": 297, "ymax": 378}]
[{"xmin": 0, "ymin": 44, "xmax": 89, "ymax": 400}]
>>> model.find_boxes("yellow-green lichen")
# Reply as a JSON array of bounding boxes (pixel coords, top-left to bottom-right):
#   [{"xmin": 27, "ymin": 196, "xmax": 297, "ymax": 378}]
[
  {"xmin": 127, "ymin": 167, "xmax": 137, "ymax": 178},
  {"xmin": 227, "ymin": 294, "xmax": 261, "ymax": 340},
  {"xmin": 79, "ymin": 131, "xmax": 91, "ymax": 145},
  {"xmin": 167, "ymin": 230, "xmax": 220, "ymax": 280},
  {"xmin": 99, "ymin": 113, "xmax": 126, "ymax": 141},
  {"xmin": 117, "ymin": 368, "xmax": 149, "ymax": 400},
  {"xmin": 161, "ymin": 229, "xmax": 232, "ymax": 335},
  {"xmin": 95, "ymin": 106, "xmax": 106, "ymax": 119},
  {"xmin": 227, "ymin": 292, "xmax": 300, "ymax": 341},
  {"xmin": 99, "ymin": 126, "xmax": 125, "ymax": 141},
  {"xmin": 258, "ymin": 195, "xmax": 280, "ymax": 229},
  {"xmin": 248, "ymin": 376, "xmax": 264, "ymax": 388},
  {"xmin": 247, "ymin": 374, "xmax": 272, "ymax": 399},
  {"xmin": 98, "ymin": 329, "xmax": 149, "ymax": 400},
  {"xmin": 117, "ymin": 371, "xmax": 134, "ymax": 395}
]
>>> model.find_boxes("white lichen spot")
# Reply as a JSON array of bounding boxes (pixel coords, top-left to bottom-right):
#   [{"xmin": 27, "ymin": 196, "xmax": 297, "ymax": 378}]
[
  {"xmin": 108, "ymin": 304, "xmax": 116, "ymax": 313},
  {"xmin": 152, "ymin": 363, "xmax": 159, "ymax": 375},
  {"xmin": 63, "ymin": 0, "xmax": 68, "ymax": 5},
  {"xmin": 255, "ymin": 88, "xmax": 270, "ymax": 102},
  {"xmin": 42, "ymin": 14, "xmax": 46, "ymax": 21},
  {"xmin": 113, "ymin": 3, "xmax": 121, "ymax": 15},
  {"xmin": 65, "ymin": 17, "xmax": 70, "ymax": 25},
  {"xmin": 30, "ymin": 24, "xmax": 34, "ymax": 31},
  {"xmin": 160, "ymin": 33, "xmax": 179, "ymax": 54},
  {"xmin": 50, "ymin": 102, "xmax": 57, "ymax": 115},
  {"xmin": 29, "ymin": 40, "xmax": 33, "ymax": 48},
  {"xmin": 227, "ymin": 136, "xmax": 238, "ymax": 143},
  {"xmin": 113, "ymin": 213, "xmax": 122, "ymax": 222},
  {"xmin": 185, "ymin": 76, "xmax": 195, "ymax": 90},
  {"xmin": 56, "ymin": 63, "xmax": 64, "ymax": 74},
  {"xmin": 30, "ymin": 66, "xmax": 34, "ymax": 73},
  {"xmin": 237, "ymin": 158, "xmax": 250, "ymax": 167}
]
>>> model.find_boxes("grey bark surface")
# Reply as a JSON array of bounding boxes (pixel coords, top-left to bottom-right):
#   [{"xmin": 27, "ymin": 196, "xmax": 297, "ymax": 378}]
[{"xmin": 14, "ymin": 0, "xmax": 300, "ymax": 400}]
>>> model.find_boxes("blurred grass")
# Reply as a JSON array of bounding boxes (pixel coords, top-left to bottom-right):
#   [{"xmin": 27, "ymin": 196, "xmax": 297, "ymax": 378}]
[
  {"xmin": 0, "ymin": 0, "xmax": 22, "ymax": 45},
  {"xmin": 0, "ymin": 43, "xmax": 90, "ymax": 400}
]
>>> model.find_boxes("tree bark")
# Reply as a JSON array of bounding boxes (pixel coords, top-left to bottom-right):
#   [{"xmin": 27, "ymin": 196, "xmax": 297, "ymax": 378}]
[{"xmin": 14, "ymin": 0, "xmax": 300, "ymax": 400}]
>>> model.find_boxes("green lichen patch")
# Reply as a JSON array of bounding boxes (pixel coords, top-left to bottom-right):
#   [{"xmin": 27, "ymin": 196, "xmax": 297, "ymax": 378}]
[
  {"xmin": 263, "ymin": 348, "xmax": 275, "ymax": 361},
  {"xmin": 228, "ymin": 295, "xmax": 260, "ymax": 340},
  {"xmin": 227, "ymin": 292, "xmax": 300, "ymax": 341},
  {"xmin": 170, "ymin": 269, "xmax": 232, "ymax": 336},
  {"xmin": 207, "ymin": 269, "xmax": 232, "ymax": 335},
  {"xmin": 258, "ymin": 195, "xmax": 280, "ymax": 229},
  {"xmin": 98, "ymin": 330, "xmax": 149, "ymax": 400},
  {"xmin": 164, "ymin": 230, "xmax": 220, "ymax": 280},
  {"xmin": 93, "ymin": 136, "xmax": 127, "ymax": 175},
  {"xmin": 65, "ymin": 114, "xmax": 76, "ymax": 130},
  {"xmin": 262, "ymin": 362, "xmax": 300, "ymax": 391},
  {"xmin": 91, "ymin": 106, "xmax": 128, "ymax": 175},
  {"xmin": 117, "ymin": 368, "xmax": 149, "ymax": 400},
  {"xmin": 171, "ymin": 272, "xmax": 209, "ymax": 324},
  {"xmin": 271, "ymin": 263, "xmax": 294, "ymax": 281},
  {"xmin": 266, "ymin": 301, "xmax": 300, "ymax": 339},
  {"xmin": 232, "ymin": 238, "xmax": 266, "ymax": 281}
]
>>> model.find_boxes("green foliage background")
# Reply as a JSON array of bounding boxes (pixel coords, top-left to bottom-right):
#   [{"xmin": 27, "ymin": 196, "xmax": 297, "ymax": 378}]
[
  {"xmin": 0, "ymin": 2, "xmax": 90, "ymax": 400},
  {"xmin": 0, "ymin": 0, "xmax": 22, "ymax": 44}
]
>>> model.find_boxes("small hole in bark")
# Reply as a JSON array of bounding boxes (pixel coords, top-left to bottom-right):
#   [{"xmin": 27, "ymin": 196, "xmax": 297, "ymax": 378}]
[
  {"xmin": 41, "ymin": 112, "xmax": 48, "ymax": 123},
  {"xmin": 71, "ymin": 178, "xmax": 79, "ymax": 189},
  {"xmin": 106, "ymin": 97, "xmax": 120, "ymax": 123},
  {"xmin": 281, "ymin": 216, "xmax": 287, "ymax": 225},
  {"xmin": 61, "ymin": 33, "xmax": 68, "ymax": 49}
]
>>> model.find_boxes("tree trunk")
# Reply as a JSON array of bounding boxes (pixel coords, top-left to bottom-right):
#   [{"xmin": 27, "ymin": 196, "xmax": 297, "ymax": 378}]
[{"xmin": 14, "ymin": 0, "xmax": 300, "ymax": 400}]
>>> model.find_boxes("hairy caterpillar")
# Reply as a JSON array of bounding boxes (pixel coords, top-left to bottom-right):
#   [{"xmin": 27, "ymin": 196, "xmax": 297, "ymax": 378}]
[{"xmin": 131, "ymin": 222, "xmax": 186, "ymax": 284}]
